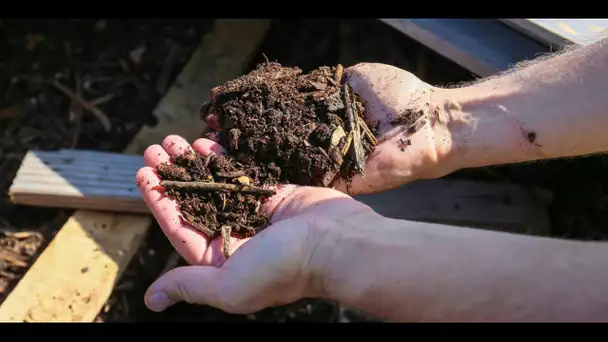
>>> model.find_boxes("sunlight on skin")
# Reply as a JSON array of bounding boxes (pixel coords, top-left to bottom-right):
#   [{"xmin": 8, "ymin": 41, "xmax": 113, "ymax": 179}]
[{"xmin": 136, "ymin": 135, "xmax": 303, "ymax": 266}]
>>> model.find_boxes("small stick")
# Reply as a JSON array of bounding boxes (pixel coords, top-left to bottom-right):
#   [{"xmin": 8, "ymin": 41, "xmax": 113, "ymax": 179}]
[
  {"xmin": 407, "ymin": 119, "xmax": 427, "ymax": 135},
  {"xmin": 89, "ymin": 93, "xmax": 116, "ymax": 107},
  {"xmin": 70, "ymin": 74, "xmax": 83, "ymax": 148},
  {"xmin": 341, "ymin": 131, "xmax": 353, "ymax": 156},
  {"xmin": 204, "ymin": 153, "xmax": 213, "ymax": 168},
  {"xmin": 215, "ymin": 170, "xmax": 246, "ymax": 178},
  {"xmin": 357, "ymin": 116, "xmax": 377, "ymax": 146},
  {"xmin": 335, "ymin": 64, "xmax": 344, "ymax": 83},
  {"xmin": 49, "ymin": 79, "xmax": 112, "ymax": 132},
  {"xmin": 181, "ymin": 213, "xmax": 215, "ymax": 237},
  {"xmin": 343, "ymin": 84, "xmax": 365, "ymax": 175},
  {"xmin": 221, "ymin": 225, "xmax": 232, "ymax": 259},
  {"xmin": 160, "ymin": 180, "xmax": 276, "ymax": 196}
]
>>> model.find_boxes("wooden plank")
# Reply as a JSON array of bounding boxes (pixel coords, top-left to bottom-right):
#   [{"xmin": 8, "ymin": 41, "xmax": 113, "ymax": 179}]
[
  {"xmin": 0, "ymin": 19, "xmax": 272, "ymax": 322},
  {"xmin": 9, "ymin": 150, "xmax": 147, "ymax": 214},
  {"xmin": 500, "ymin": 19, "xmax": 608, "ymax": 48},
  {"xmin": 354, "ymin": 180, "xmax": 551, "ymax": 235},
  {"xmin": 0, "ymin": 211, "xmax": 149, "ymax": 322},
  {"xmin": 9, "ymin": 149, "xmax": 550, "ymax": 235},
  {"xmin": 379, "ymin": 19, "xmax": 550, "ymax": 77}
]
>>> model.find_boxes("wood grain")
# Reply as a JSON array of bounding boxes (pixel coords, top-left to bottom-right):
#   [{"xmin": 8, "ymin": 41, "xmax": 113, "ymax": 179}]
[
  {"xmin": 355, "ymin": 180, "xmax": 551, "ymax": 235},
  {"xmin": 0, "ymin": 19, "xmax": 272, "ymax": 322},
  {"xmin": 500, "ymin": 19, "xmax": 608, "ymax": 48},
  {"xmin": 379, "ymin": 19, "xmax": 550, "ymax": 77}
]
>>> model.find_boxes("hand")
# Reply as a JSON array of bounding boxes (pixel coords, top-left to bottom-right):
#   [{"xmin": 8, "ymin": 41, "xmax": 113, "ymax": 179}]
[
  {"xmin": 333, "ymin": 63, "xmax": 460, "ymax": 194},
  {"xmin": 204, "ymin": 63, "xmax": 459, "ymax": 195},
  {"xmin": 136, "ymin": 135, "xmax": 371, "ymax": 314}
]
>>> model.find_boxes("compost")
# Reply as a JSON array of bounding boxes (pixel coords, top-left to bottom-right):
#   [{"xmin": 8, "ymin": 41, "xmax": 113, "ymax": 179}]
[{"xmin": 156, "ymin": 62, "xmax": 378, "ymax": 256}]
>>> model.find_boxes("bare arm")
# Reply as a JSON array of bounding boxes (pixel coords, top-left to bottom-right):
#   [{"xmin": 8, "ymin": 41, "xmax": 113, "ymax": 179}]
[
  {"xmin": 311, "ymin": 211, "xmax": 608, "ymax": 322},
  {"xmin": 439, "ymin": 37, "xmax": 608, "ymax": 169}
]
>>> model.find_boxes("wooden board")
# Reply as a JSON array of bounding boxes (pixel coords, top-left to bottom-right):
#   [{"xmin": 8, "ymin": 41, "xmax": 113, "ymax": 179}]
[
  {"xmin": 500, "ymin": 19, "xmax": 608, "ymax": 48},
  {"xmin": 379, "ymin": 19, "xmax": 551, "ymax": 77},
  {"xmin": 9, "ymin": 149, "xmax": 148, "ymax": 214},
  {"xmin": 9, "ymin": 149, "xmax": 551, "ymax": 235},
  {"xmin": 0, "ymin": 19, "xmax": 272, "ymax": 322},
  {"xmin": 354, "ymin": 180, "xmax": 551, "ymax": 235}
]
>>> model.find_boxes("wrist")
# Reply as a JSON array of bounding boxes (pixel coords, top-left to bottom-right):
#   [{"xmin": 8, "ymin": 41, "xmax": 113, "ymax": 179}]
[
  {"xmin": 304, "ymin": 209, "xmax": 381, "ymax": 299},
  {"xmin": 439, "ymin": 81, "xmax": 532, "ymax": 170}
]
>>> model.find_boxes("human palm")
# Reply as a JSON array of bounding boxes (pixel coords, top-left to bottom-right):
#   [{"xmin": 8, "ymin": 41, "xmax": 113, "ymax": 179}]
[{"xmin": 136, "ymin": 135, "xmax": 369, "ymax": 313}]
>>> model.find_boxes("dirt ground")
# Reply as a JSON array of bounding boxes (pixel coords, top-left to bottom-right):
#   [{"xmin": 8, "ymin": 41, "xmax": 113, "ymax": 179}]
[{"xmin": 1, "ymin": 19, "xmax": 607, "ymax": 322}]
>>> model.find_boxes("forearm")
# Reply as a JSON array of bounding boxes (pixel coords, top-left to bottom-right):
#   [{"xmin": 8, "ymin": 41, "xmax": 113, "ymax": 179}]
[
  {"xmin": 444, "ymin": 38, "xmax": 608, "ymax": 169},
  {"xmin": 316, "ymin": 211, "xmax": 608, "ymax": 321}
]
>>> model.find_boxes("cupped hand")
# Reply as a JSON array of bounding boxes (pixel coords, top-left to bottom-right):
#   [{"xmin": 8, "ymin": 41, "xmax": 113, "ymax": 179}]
[
  {"xmin": 205, "ymin": 63, "xmax": 459, "ymax": 195},
  {"xmin": 333, "ymin": 63, "xmax": 458, "ymax": 194},
  {"xmin": 136, "ymin": 135, "xmax": 371, "ymax": 314}
]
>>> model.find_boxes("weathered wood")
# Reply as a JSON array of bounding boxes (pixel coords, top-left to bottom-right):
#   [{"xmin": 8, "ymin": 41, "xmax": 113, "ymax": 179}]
[
  {"xmin": 10, "ymin": 148, "xmax": 551, "ymax": 235},
  {"xmin": 354, "ymin": 180, "xmax": 552, "ymax": 235},
  {"xmin": 0, "ymin": 19, "xmax": 272, "ymax": 322},
  {"xmin": 9, "ymin": 150, "xmax": 147, "ymax": 214},
  {"xmin": 379, "ymin": 19, "xmax": 551, "ymax": 77},
  {"xmin": 0, "ymin": 210, "xmax": 149, "ymax": 322},
  {"xmin": 500, "ymin": 19, "xmax": 608, "ymax": 48}
]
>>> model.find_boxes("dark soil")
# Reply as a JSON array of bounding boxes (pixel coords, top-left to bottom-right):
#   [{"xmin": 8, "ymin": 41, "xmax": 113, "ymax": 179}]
[
  {"xmin": 0, "ymin": 17, "xmax": 214, "ymax": 312},
  {"xmin": 206, "ymin": 62, "xmax": 376, "ymax": 187},
  {"xmin": 157, "ymin": 151, "xmax": 272, "ymax": 242}
]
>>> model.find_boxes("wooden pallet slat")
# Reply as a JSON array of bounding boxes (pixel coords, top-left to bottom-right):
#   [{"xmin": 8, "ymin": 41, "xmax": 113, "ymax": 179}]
[
  {"xmin": 379, "ymin": 19, "xmax": 551, "ymax": 77},
  {"xmin": 500, "ymin": 19, "xmax": 608, "ymax": 48},
  {"xmin": 0, "ymin": 19, "xmax": 272, "ymax": 322}
]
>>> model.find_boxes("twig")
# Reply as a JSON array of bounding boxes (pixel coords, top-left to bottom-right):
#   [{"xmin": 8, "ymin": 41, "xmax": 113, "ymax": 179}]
[
  {"xmin": 221, "ymin": 225, "xmax": 232, "ymax": 259},
  {"xmin": 0, "ymin": 250, "xmax": 29, "ymax": 268},
  {"xmin": 357, "ymin": 116, "xmax": 377, "ymax": 146},
  {"xmin": 70, "ymin": 74, "xmax": 83, "ymax": 148},
  {"xmin": 335, "ymin": 64, "xmax": 344, "ymax": 83},
  {"xmin": 160, "ymin": 180, "xmax": 276, "ymax": 196},
  {"xmin": 343, "ymin": 84, "xmax": 365, "ymax": 175},
  {"xmin": 215, "ymin": 171, "xmax": 246, "ymax": 178},
  {"xmin": 181, "ymin": 212, "xmax": 215, "ymax": 237},
  {"xmin": 90, "ymin": 93, "xmax": 116, "ymax": 107},
  {"xmin": 49, "ymin": 79, "xmax": 112, "ymax": 132},
  {"xmin": 341, "ymin": 131, "xmax": 353, "ymax": 156}
]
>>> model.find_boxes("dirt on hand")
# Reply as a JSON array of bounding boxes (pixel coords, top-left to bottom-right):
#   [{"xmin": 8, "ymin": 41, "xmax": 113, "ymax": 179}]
[{"xmin": 156, "ymin": 62, "xmax": 377, "ymax": 256}]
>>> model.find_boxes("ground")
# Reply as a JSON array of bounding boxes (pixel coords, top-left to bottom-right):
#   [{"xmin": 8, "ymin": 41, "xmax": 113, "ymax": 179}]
[{"xmin": 1, "ymin": 18, "xmax": 607, "ymax": 322}]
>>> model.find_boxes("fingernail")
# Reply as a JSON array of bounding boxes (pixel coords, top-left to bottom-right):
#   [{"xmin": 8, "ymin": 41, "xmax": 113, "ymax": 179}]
[{"xmin": 148, "ymin": 291, "xmax": 173, "ymax": 312}]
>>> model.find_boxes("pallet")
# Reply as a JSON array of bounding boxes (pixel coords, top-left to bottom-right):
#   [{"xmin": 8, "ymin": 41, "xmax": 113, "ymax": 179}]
[
  {"xmin": 9, "ymin": 148, "xmax": 551, "ymax": 235},
  {"xmin": 379, "ymin": 19, "xmax": 551, "ymax": 77},
  {"xmin": 9, "ymin": 149, "xmax": 148, "ymax": 214},
  {"xmin": 500, "ymin": 19, "xmax": 608, "ymax": 48},
  {"xmin": 0, "ymin": 19, "xmax": 271, "ymax": 322}
]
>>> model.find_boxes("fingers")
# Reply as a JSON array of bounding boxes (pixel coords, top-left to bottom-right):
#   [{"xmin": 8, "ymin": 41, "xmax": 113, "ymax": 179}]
[
  {"xmin": 137, "ymin": 136, "xmax": 212, "ymax": 265},
  {"xmin": 145, "ymin": 265, "xmax": 225, "ymax": 312},
  {"xmin": 145, "ymin": 264, "xmax": 263, "ymax": 314},
  {"xmin": 191, "ymin": 137, "xmax": 226, "ymax": 156},
  {"xmin": 144, "ymin": 144, "xmax": 170, "ymax": 167}
]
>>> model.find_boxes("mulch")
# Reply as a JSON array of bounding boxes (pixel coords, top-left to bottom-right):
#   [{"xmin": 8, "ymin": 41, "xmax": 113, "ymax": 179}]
[{"xmin": 1, "ymin": 18, "xmax": 607, "ymax": 323}]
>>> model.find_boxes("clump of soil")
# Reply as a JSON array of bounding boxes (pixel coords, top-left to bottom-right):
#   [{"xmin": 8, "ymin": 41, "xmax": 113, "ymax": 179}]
[
  {"xmin": 203, "ymin": 62, "xmax": 378, "ymax": 186},
  {"xmin": 156, "ymin": 151, "xmax": 274, "ymax": 257},
  {"xmin": 157, "ymin": 62, "xmax": 378, "ymax": 255}
]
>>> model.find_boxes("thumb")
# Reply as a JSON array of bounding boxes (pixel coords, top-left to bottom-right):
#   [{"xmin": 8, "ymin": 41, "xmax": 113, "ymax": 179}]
[{"xmin": 145, "ymin": 265, "xmax": 225, "ymax": 312}]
